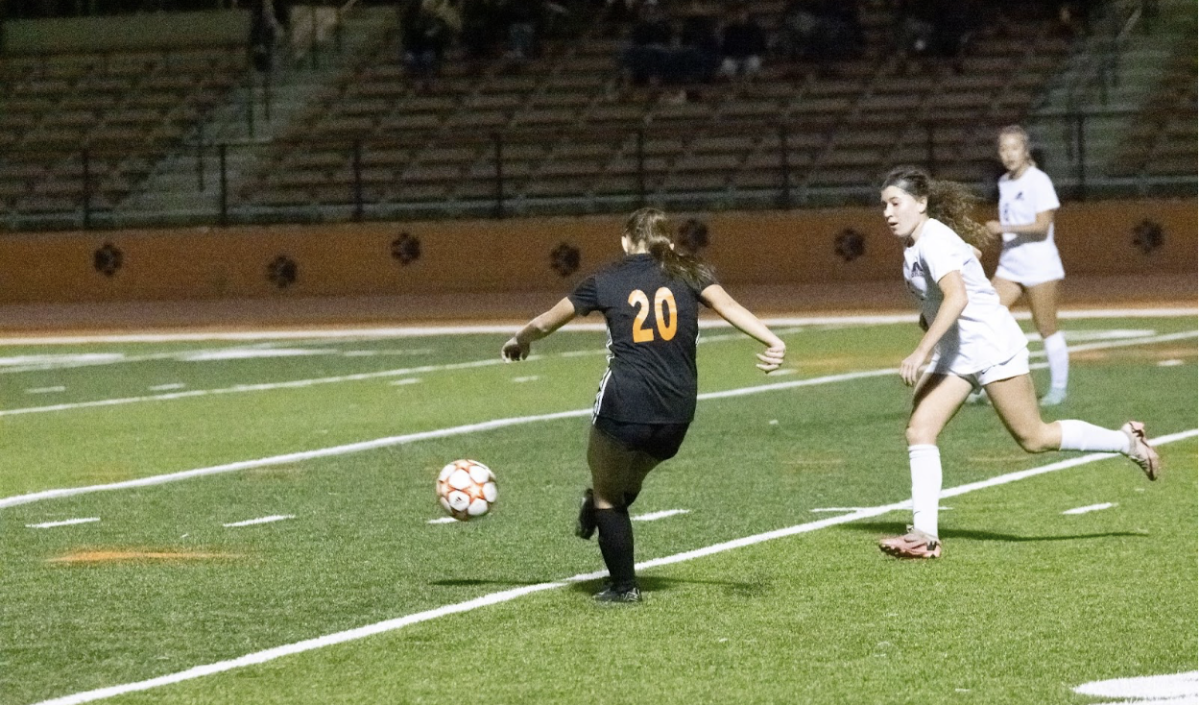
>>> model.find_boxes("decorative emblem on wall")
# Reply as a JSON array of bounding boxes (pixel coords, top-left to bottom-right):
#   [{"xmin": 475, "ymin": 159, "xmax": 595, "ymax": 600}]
[
  {"xmin": 834, "ymin": 228, "xmax": 866, "ymax": 262},
  {"xmin": 677, "ymin": 218, "xmax": 710, "ymax": 256},
  {"xmin": 550, "ymin": 242, "xmax": 581, "ymax": 277},
  {"xmin": 93, "ymin": 242, "xmax": 123, "ymax": 277},
  {"xmin": 1131, "ymin": 219, "xmax": 1165, "ymax": 254},
  {"xmin": 267, "ymin": 255, "xmax": 298, "ymax": 288},
  {"xmin": 391, "ymin": 232, "xmax": 421, "ymax": 265}
]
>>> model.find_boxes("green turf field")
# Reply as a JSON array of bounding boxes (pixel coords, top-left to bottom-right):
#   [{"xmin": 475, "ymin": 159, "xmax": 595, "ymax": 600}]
[{"xmin": 1, "ymin": 311, "xmax": 1195, "ymax": 705}]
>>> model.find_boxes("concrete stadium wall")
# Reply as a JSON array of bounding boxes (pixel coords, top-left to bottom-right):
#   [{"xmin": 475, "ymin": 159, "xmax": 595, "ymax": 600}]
[{"xmin": 0, "ymin": 199, "xmax": 1194, "ymax": 305}]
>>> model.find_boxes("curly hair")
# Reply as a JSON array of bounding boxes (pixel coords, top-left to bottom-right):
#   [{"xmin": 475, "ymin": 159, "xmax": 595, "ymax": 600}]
[
  {"xmin": 623, "ymin": 207, "xmax": 714, "ymax": 290},
  {"xmin": 880, "ymin": 166, "xmax": 995, "ymax": 250}
]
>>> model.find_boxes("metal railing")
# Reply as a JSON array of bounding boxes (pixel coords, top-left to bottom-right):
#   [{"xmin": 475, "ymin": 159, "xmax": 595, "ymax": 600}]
[{"xmin": 1, "ymin": 111, "xmax": 1194, "ymax": 232}]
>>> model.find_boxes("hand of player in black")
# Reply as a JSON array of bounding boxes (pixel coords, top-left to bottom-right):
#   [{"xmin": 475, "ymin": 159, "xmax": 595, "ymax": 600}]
[
  {"xmin": 755, "ymin": 344, "xmax": 786, "ymax": 373},
  {"xmin": 501, "ymin": 337, "xmax": 529, "ymax": 362}
]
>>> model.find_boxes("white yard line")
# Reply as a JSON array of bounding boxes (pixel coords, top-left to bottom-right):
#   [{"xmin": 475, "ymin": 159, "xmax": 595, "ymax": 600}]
[
  {"xmin": 29, "ymin": 428, "xmax": 1198, "ymax": 705},
  {"xmin": 1062, "ymin": 503, "xmax": 1117, "ymax": 515},
  {"xmin": 222, "ymin": 515, "xmax": 295, "ymax": 528},
  {"xmin": 0, "ymin": 409, "xmax": 594, "ymax": 509},
  {"xmin": 24, "ymin": 517, "xmax": 99, "ymax": 529},
  {"xmin": 0, "ymin": 329, "xmax": 1193, "ymax": 419},
  {"xmin": 632, "ymin": 509, "xmax": 690, "ymax": 522},
  {"xmin": 0, "ymin": 307, "xmax": 1192, "ymax": 346},
  {"xmin": 2, "ymin": 331, "xmax": 1194, "ymax": 509}
]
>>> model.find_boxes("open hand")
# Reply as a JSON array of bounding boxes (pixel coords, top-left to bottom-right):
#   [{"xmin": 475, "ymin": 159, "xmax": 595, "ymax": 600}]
[{"xmin": 756, "ymin": 345, "xmax": 786, "ymax": 373}]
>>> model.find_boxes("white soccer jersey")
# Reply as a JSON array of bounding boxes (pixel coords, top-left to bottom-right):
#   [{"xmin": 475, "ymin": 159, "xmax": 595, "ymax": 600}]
[
  {"xmin": 903, "ymin": 219, "xmax": 1028, "ymax": 374},
  {"xmin": 995, "ymin": 165, "xmax": 1065, "ymax": 286}
]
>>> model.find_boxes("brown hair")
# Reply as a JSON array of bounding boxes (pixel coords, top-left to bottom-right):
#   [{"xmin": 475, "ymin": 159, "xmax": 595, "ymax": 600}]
[
  {"xmin": 998, "ymin": 124, "xmax": 1037, "ymax": 167},
  {"xmin": 623, "ymin": 207, "xmax": 714, "ymax": 289},
  {"xmin": 880, "ymin": 166, "xmax": 995, "ymax": 250}
]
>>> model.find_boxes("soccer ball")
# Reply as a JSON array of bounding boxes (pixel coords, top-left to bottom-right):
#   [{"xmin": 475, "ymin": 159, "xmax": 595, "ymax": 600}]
[{"xmin": 436, "ymin": 459, "xmax": 498, "ymax": 521}]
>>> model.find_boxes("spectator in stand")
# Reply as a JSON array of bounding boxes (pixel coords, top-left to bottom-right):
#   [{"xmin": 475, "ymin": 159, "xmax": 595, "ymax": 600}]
[
  {"xmin": 892, "ymin": 0, "xmax": 936, "ymax": 60},
  {"xmin": 930, "ymin": 0, "xmax": 980, "ymax": 65},
  {"xmin": 674, "ymin": 0, "xmax": 721, "ymax": 86},
  {"xmin": 617, "ymin": 1, "xmax": 674, "ymax": 88},
  {"xmin": 781, "ymin": 0, "xmax": 863, "ymax": 75},
  {"xmin": 249, "ymin": 0, "xmax": 283, "ymax": 73},
  {"xmin": 718, "ymin": 3, "xmax": 767, "ymax": 81},
  {"xmin": 596, "ymin": 0, "xmax": 640, "ymax": 36},
  {"xmin": 461, "ymin": 0, "xmax": 505, "ymax": 71},
  {"xmin": 499, "ymin": 0, "xmax": 542, "ymax": 64},
  {"xmin": 402, "ymin": 0, "xmax": 461, "ymax": 93}
]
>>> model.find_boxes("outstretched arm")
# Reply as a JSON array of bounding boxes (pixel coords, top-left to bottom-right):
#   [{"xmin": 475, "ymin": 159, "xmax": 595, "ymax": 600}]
[
  {"xmin": 502, "ymin": 297, "xmax": 578, "ymax": 361},
  {"xmin": 700, "ymin": 284, "xmax": 786, "ymax": 372}
]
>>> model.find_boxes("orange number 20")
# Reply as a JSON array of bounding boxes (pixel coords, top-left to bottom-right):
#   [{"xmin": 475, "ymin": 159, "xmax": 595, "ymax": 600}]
[{"xmin": 627, "ymin": 287, "xmax": 678, "ymax": 342}]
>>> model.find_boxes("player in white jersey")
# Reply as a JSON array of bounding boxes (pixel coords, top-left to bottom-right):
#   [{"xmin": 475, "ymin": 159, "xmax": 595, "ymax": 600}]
[
  {"xmin": 876, "ymin": 166, "xmax": 1159, "ymax": 559},
  {"xmin": 986, "ymin": 125, "xmax": 1070, "ymax": 406}
]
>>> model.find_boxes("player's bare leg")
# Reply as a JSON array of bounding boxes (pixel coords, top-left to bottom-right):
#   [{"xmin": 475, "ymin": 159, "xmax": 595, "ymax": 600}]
[
  {"xmin": 1025, "ymin": 280, "xmax": 1068, "ymax": 406},
  {"xmin": 985, "ymin": 374, "xmax": 1062, "ymax": 452},
  {"xmin": 991, "ymin": 276, "xmax": 1024, "ymax": 308},
  {"xmin": 986, "ymin": 372, "xmax": 1159, "ymax": 478},
  {"xmin": 880, "ymin": 373, "xmax": 972, "ymax": 559}
]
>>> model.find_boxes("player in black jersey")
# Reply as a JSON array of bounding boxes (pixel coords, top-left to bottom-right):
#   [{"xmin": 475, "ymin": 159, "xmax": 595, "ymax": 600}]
[{"xmin": 503, "ymin": 208, "xmax": 787, "ymax": 603}]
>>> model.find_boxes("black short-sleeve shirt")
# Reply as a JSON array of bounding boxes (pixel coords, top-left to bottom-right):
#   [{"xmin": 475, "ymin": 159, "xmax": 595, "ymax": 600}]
[{"xmin": 568, "ymin": 254, "xmax": 715, "ymax": 423}]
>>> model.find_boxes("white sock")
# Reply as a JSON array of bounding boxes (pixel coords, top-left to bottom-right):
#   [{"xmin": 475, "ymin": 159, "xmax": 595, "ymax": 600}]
[
  {"xmin": 1044, "ymin": 331, "xmax": 1069, "ymax": 392},
  {"xmin": 909, "ymin": 444, "xmax": 942, "ymax": 539},
  {"xmin": 1058, "ymin": 419, "xmax": 1131, "ymax": 454}
]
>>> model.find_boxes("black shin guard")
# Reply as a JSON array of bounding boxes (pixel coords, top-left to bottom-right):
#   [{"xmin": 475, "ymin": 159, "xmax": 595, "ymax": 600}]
[{"xmin": 594, "ymin": 507, "xmax": 636, "ymax": 591}]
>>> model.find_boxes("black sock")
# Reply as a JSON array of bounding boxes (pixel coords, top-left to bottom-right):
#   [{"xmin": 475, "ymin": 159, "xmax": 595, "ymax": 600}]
[{"xmin": 595, "ymin": 507, "xmax": 636, "ymax": 591}]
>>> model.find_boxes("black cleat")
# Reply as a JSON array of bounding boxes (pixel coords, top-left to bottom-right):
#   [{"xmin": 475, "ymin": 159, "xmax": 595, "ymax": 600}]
[
  {"xmin": 575, "ymin": 488, "xmax": 596, "ymax": 540},
  {"xmin": 594, "ymin": 584, "xmax": 641, "ymax": 604}
]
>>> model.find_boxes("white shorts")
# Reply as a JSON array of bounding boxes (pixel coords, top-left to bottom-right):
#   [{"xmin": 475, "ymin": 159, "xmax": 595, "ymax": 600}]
[
  {"xmin": 972, "ymin": 347, "xmax": 1031, "ymax": 391},
  {"xmin": 929, "ymin": 347, "xmax": 1030, "ymax": 392},
  {"xmin": 993, "ymin": 265, "xmax": 1064, "ymax": 288},
  {"xmin": 995, "ymin": 243, "xmax": 1065, "ymax": 287}
]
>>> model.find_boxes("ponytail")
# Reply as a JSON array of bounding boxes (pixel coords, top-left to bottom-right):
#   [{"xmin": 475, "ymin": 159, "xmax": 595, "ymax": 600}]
[
  {"xmin": 623, "ymin": 207, "xmax": 714, "ymax": 290},
  {"xmin": 880, "ymin": 166, "xmax": 995, "ymax": 250}
]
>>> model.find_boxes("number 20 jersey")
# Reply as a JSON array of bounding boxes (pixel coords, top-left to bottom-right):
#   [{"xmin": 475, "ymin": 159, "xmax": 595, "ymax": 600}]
[{"xmin": 568, "ymin": 253, "xmax": 714, "ymax": 424}]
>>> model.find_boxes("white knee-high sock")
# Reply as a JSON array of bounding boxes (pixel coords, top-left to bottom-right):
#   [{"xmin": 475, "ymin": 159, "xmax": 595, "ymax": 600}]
[
  {"xmin": 1059, "ymin": 419, "xmax": 1131, "ymax": 453},
  {"xmin": 909, "ymin": 444, "xmax": 942, "ymax": 538},
  {"xmin": 1043, "ymin": 331, "xmax": 1069, "ymax": 391}
]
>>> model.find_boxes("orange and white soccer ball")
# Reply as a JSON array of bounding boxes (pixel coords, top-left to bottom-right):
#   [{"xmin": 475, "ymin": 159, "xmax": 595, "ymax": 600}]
[{"xmin": 436, "ymin": 459, "xmax": 498, "ymax": 521}]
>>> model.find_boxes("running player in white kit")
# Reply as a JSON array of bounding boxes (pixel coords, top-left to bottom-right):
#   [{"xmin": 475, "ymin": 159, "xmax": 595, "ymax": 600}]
[
  {"xmin": 876, "ymin": 166, "xmax": 1160, "ymax": 559},
  {"xmin": 986, "ymin": 125, "xmax": 1070, "ymax": 406}
]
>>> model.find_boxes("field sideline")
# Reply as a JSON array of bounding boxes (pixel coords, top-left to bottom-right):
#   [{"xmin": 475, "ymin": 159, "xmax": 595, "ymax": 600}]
[{"xmin": 3, "ymin": 306, "xmax": 1195, "ymax": 705}]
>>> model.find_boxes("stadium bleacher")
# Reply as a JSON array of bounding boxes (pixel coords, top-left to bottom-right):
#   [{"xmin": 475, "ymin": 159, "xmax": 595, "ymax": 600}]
[{"xmin": 0, "ymin": 0, "xmax": 1194, "ymax": 228}]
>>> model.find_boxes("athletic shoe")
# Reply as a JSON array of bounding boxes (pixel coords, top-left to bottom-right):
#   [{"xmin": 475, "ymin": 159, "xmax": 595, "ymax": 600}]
[
  {"xmin": 575, "ymin": 488, "xmax": 596, "ymax": 540},
  {"xmin": 878, "ymin": 526, "xmax": 942, "ymax": 559},
  {"xmin": 1039, "ymin": 387, "xmax": 1068, "ymax": 407},
  {"xmin": 1121, "ymin": 421, "xmax": 1161, "ymax": 481},
  {"xmin": 594, "ymin": 584, "xmax": 641, "ymax": 604}
]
